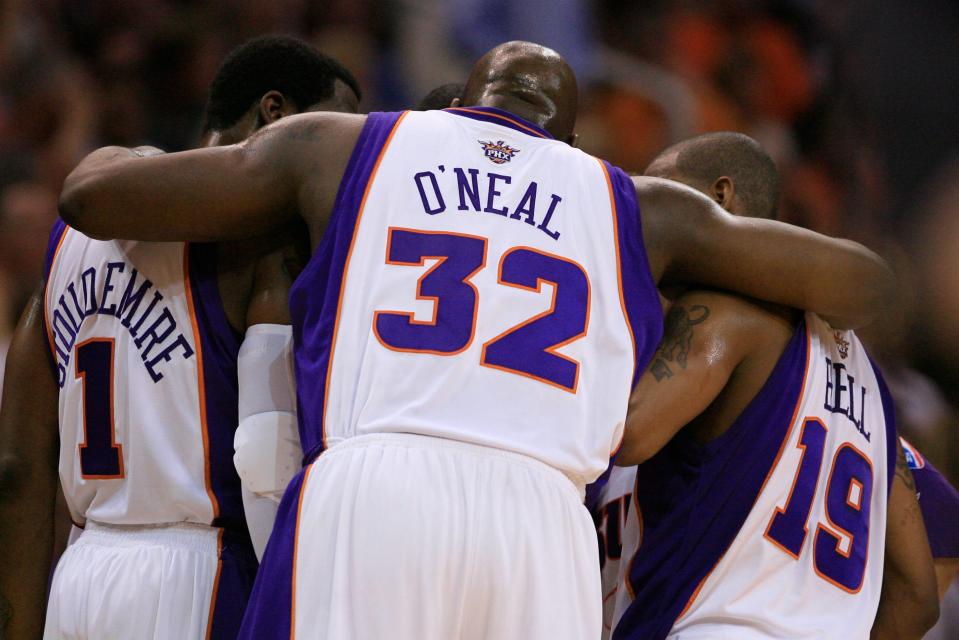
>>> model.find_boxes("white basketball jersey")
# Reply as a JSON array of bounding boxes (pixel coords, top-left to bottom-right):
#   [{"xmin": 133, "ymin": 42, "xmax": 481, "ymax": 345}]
[
  {"xmin": 592, "ymin": 464, "xmax": 638, "ymax": 639},
  {"xmin": 612, "ymin": 313, "xmax": 895, "ymax": 639},
  {"xmin": 289, "ymin": 108, "xmax": 663, "ymax": 484},
  {"xmin": 43, "ymin": 222, "xmax": 245, "ymax": 528}
]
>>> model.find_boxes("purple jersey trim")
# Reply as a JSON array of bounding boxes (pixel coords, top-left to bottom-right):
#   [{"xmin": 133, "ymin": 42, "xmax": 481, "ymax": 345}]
[
  {"xmin": 911, "ymin": 454, "xmax": 959, "ymax": 558},
  {"xmin": 869, "ymin": 358, "xmax": 899, "ymax": 499},
  {"xmin": 614, "ymin": 319, "xmax": 809, "ymax": 640},
  {"xmin": 602, "ymin": 160, "xmax": 663, "ymax": 388},
  {"xmin": 288, "ymin": 111, "xmax": 407, "ymax": 464},
  {"xmin": 237, "ymin": 464, "xmax": 310, "ymax": 640},
  {"xmin": 444, "ymin": 106, "xmax": 555, "ymax": 139},
  {"xmin": 41, "ymin": 219, "xmax": 70, "ymax": 361},
  {"xmin": 186, "ymin": 242, "xmax": 249, "ymax": 538},
  {"xmin": 207, "ymin": 528, "xmax": 259, "ymax": 639},
  {"xmin": 43, "ymin": 218, "xmax": 69, "ymax": 280}
]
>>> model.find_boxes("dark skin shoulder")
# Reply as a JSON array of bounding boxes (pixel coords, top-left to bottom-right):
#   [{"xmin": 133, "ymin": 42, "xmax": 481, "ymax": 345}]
[{"xmin": 619, "ymin": 289, "xmax": 797, "ymax": 466}]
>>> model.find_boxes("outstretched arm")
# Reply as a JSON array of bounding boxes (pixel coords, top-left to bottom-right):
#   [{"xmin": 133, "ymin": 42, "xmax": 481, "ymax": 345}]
[
  {"xmin": 637, "ymin": 177, "xmax": 894, "ymax": 329},
  {"xmin": 0, "ymin": 287, "xmax": 60, "ymax": 638},
  {"xmin": 59, "ymin": 112, "xmax": 365, "ymax": 243},
  {"xmin": 871, "ymin": 441, "xmax": 939, "ymax": 639}
]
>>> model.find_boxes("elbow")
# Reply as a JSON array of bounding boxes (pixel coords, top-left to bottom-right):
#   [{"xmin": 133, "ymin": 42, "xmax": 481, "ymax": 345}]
[
  {"xmin": 615, "ymin": 427, "xmax": 658, "ymax": 467},
  {"xmin": 58, "ymin": 170, "xmax": 99, "ymax": 236},
  {"xmin": 0, "ymin": 452, "xmax": 23, "ymax": 502}
]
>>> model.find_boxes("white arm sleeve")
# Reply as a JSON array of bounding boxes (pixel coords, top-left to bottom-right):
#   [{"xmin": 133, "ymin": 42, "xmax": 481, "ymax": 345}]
[{"xmin": 233, "ymin": 324, "xmax": 303, "ymax": 560}]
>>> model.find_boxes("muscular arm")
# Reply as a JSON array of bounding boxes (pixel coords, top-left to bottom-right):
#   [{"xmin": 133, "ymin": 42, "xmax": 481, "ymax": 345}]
[
  {"xmin": 637, "ymin": 177, "xmax": 894, "ymax": 329},
  {"xmin": 871, "ymin": 441, "xmax": 939, "ymax": 639},
  {"xmin": 0, "ymin": 287, "xmax": 60, "ymax": 638},
  {"xmin": 618, "ymin": 291, "xmax": 793, "ymax": 466},
  {"xmin": 59, "ymin": 112, "xmax": 365, "ymax": 243}
]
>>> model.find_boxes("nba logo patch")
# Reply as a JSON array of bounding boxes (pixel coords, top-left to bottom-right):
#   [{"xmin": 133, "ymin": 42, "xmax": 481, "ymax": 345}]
[{"xmin": 479, "ymin": 140, "xmax": 519, "ymax": 164}]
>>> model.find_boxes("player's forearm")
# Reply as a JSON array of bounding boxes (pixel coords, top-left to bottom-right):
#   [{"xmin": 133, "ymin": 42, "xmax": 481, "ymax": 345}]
[
  {"xmin": 0, "ymin": 457, "xmax": 56, "ymax": 638},
  {"xmin": 59, "ymin": 140, "xmax": 294, "ymax": 243},
  {"xmin": 683, "ymin": 215, "xmax": 894, "ymax": 330}
]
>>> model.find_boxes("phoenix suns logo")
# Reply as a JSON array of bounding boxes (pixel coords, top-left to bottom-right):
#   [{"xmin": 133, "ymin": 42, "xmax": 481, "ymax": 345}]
[{"xmin": 478, "ymin": 140, "xmax": 519, "ymax": 164}]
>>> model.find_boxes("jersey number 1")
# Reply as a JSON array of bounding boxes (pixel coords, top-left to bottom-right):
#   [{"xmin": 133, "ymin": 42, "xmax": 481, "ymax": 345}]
[
  {"xmin": 374, "ymin": 228, "xmax": 590, "ymax": 392},
  {"xmin": 76, "ymin": 339, "xmax": 124, "ymax": 478},
  {"xmin": 764, "ymin": 417, "xmax": 873, "ymax": 592}
]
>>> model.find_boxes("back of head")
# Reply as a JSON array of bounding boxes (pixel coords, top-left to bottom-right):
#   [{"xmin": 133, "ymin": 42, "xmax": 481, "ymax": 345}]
[
  {"xmin": 646, "ymin": 132, "xmax": 781, "ymax": 220},
  {"xmin": 417, "ymin": 83, "xmax": 465, "ymax": 111},
  {"xmin": 202, "ymin": 35, "xmax": 361, "ymax": 134},
  {"xmin": 461, "ymin": 41, "xmax": 578, "ymax": 143}
]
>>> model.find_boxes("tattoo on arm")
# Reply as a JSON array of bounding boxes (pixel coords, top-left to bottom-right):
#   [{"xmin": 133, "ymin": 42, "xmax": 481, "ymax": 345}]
[
  {"xmin": 895, "ymin": 441, "xmax": 917, "ymax": 492},
  {"xmin": 649, "ymin": 304, "xmax": 710, "ymax": 382}
]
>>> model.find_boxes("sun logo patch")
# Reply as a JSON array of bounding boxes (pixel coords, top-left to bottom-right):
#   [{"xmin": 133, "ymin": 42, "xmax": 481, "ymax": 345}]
[
  {"xmin": 479, "ymin": 140, "xmax": 519, "ymax": 164},
  {"xmin": 833, "ymin": 331, "xmax": 850, "ymax": 359}
]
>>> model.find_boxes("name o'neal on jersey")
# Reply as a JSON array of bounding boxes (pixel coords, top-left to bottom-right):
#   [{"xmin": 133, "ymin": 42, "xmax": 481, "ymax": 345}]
[
  {"xmin": 48, "ymin": 261, "xmax": 194, "ymax": 387},
  {"xmin": 413, "ymin": 165, "xmax": 563, "ymax": 241}
]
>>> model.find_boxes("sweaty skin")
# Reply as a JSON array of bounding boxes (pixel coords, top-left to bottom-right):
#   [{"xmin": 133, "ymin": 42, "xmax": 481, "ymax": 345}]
[{"xmin": 58, "ymin": 42, "xmax": 893, "ymax": 330}]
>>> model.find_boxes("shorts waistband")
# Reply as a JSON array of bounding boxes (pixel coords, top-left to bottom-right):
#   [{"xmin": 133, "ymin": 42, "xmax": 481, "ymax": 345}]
[
  {"xmin": 79, "ymin": 520, "xmax": 221, "ymax": 554},
  {"xmin": 323, "ymin": 432, "xmax": 586, "ymax": 501}
]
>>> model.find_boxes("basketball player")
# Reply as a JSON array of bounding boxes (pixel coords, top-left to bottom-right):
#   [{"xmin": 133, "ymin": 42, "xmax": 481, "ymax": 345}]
[
  {"xmin": 606, "ymin": 132, "xmax": 937, "ymax": 639},
  {"xmin": 231, "ymin": 82, "xmax": 486, "ymax": 561},
  {"xmin": 58, "ymin": 41, "xmax": 895, "ymax": 639},
  {"xmin": 417, "ymin": 83, "xmax": 466, "ymax": 110},
  {"xmin": 0, "ymin": 36, "xmax": 360, "ymax": 639}
]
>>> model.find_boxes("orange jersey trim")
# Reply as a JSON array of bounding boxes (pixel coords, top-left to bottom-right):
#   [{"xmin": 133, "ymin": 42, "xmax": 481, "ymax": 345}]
[
  {"xmin": 43, "ymin": 223, "xmax": 71, "ymax": 361},
  {"xmin": 183, "ymin": 245, "xmax": 220, "ymax": 520},
  {"xmin": 290, "ymin": 463, "xmax": 315, "ymax": 640},
  {"xmin": 320, "ymin": 111, "xmax": 409, "ymax": 451}
]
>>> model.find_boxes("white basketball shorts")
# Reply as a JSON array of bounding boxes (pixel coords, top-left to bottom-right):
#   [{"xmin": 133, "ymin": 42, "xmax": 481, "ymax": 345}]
[
  {"xmin": 240, "ymin": 432, "xmax": 602, "ymax": 640},
  {"xmin": 44, "ymin": 521, "xmax": 257, "ymax": 639}
]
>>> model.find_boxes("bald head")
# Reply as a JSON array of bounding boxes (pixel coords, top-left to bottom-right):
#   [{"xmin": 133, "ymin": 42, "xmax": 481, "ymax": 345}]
[
  {"xmin": 646, "ymin": 132, "xmax": 781, "ymax": 220},
  {"xmin": 463, "ymin": 41, "xmax": 578, "ymax": 143}
]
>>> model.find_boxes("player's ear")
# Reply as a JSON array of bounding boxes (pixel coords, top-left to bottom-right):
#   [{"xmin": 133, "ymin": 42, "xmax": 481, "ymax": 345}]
[
  {"xmin": 711, "ymin": 176, "xmax": 735, "ymax": 212},
  {"xmin": 566, "ymin": 132, "xmax": 579, "ymax": 148},
  {"xmin": 257, "ymin": 91, "xmax": 295, "ymax": 126},
  {"xmin": 449, "ymin": 97, "xmax": 461, "ymax": 108}
]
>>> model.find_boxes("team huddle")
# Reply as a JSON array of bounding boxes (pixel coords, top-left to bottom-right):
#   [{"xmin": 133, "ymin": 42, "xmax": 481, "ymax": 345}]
[{"xmin": 0, "ymin": 34, "xmax": 956, "ymax": 640}]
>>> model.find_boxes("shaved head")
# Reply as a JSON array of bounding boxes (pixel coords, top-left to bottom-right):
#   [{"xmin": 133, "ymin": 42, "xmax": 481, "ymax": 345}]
[
  {"xmin": 463, "ymin": 41, "xmax": 578, "ymax": 143},
  {"xmin": 646, "ymin": 132, "xmax": 781, "ymax": 220}
]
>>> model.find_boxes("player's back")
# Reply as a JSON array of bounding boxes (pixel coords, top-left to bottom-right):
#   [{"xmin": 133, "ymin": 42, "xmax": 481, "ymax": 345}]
[
  {"xmin": 43, "ymin": 220, "xmax": 245, "ymax": 531},
  {"xmin": 289, "ymin": 107, "xmax": 663, "ymax": 485},
  {"xmin": 613, "ymin": 312, "xmax": 895, "ymax": 639}
]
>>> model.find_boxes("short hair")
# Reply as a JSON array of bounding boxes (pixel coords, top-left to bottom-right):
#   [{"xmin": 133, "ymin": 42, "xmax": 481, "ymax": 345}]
[
  {"xmin": 202, "ymin": 35, "xmax": 361, "ymax": 133},
  {"xmin": 417, "ymin": 83, "xmax": 465, "ymax": 111},
  {"xmin": 654, "ymin": 132, "xmax": 781, "ymax": 219}
]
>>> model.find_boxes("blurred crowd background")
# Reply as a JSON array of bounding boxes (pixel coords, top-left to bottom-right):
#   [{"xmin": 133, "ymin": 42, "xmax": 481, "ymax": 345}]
[{"xmin": 2, "ymin": 0, "xmax": 958, "ymax": 632}]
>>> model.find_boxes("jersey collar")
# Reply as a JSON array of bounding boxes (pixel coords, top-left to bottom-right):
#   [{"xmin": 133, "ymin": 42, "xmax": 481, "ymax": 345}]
[{"xmin": 443, "ymin": 106, "xmax": 555, "ymax": 140}]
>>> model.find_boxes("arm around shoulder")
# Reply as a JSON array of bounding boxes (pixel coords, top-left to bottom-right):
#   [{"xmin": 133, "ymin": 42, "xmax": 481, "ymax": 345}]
[{"xmin": 635, "ymin": 176, "xmax": 895, "ymax": 330}]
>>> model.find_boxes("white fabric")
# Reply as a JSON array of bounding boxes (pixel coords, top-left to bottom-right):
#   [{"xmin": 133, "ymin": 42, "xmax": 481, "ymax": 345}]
[
  {"xmin": 594, "ymin": 464, "xmax": 638, "ymax": 640},
  {"xmin": 44, "ymin": 232, "xmax": 212, "ymax": 526},
  {"xmin": 237, "ymin": 324, "xmax": 296, "ymax": 416},
  {"xmin": 323, "ymin": 109, "xmax": 637, "ymax": 484},
  {"xmin": 233, "ymin": 411, "xmax": 300, "ymax": 498},
  {"xmin": 44, "ymin": 521, "xmax": 219, "ymax": 640},
  {"xmin": 291, "ymin": 432, "xmax": 600, "ymax": 640},
  {"xmin": 235, "ymin": 323, "xmax": 301, "ymax": 560},
  {"xmin": 652, "ymin": 313, "xmax": 891, "ymax": 640}
]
